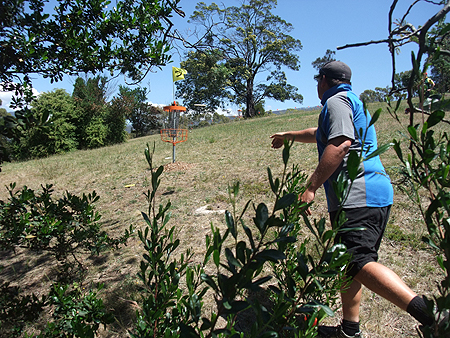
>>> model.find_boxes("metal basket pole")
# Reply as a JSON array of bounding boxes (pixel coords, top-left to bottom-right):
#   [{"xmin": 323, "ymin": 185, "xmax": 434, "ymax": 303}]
[{"xmin": 162, "ymin": 102, "xmax": 188, "ymax": 163}]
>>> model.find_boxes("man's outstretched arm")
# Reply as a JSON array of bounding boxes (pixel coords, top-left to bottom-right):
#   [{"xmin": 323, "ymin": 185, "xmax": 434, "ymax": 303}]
[{"xmin": 270, "ymin": 127, "xmax": 318, "ymax": 149}]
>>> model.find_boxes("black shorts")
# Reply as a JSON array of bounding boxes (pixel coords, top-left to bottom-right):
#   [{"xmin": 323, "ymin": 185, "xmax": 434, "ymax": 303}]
[{"xmin": 330, "ymin": 206, "xmax": 391, "ymax": 278}]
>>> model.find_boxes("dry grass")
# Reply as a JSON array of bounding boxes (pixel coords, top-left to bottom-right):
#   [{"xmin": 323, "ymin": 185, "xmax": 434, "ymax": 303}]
[{"xmin": 0, "ymin": 101, "xmax": 446, "ymax": 337}]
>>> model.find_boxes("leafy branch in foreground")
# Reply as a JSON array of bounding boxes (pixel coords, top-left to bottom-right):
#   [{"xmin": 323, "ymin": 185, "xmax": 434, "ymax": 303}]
[
  {"xmin": 389, "ymin": 94, "xmax": 450, "ymax": 338},
  {"xmin": 131, "ymin": 141, "xmax": 352, "ymax": 337}
]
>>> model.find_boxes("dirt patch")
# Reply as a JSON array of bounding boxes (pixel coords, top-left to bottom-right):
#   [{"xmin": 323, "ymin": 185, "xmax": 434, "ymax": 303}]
[{"xmin": 163, "ymin": 161, "xmax": 196, "ymax": 172}]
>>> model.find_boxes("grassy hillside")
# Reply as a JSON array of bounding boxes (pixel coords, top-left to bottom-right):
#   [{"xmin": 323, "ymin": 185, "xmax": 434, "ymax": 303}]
[{"xmin": 0, "ymin": 101, "xmax": 445, "ymax": 337}]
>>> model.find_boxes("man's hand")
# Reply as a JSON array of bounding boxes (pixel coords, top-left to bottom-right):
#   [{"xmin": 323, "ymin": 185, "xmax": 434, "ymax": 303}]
[
  {"xmin": 300, "ymin": 187, "xmax": 315, "ymax": 216},
  {"xmin": 270, "ymin": 134, "xmax": 286, "ymax": 149}
]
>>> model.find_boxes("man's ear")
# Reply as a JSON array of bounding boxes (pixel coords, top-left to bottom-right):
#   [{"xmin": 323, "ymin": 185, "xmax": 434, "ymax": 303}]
[{"xmin": 320, "ymin": 76, "xmax": 330, "ymax": 91}]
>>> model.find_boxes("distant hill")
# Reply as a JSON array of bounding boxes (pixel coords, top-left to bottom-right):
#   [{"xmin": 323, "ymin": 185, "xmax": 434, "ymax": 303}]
[{"xmin": 271, "ymin": 106, "xmax": 322, "ymax": 115}]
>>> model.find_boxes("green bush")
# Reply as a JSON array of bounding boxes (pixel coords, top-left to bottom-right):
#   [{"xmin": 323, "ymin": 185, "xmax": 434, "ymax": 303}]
[
  {"xmin": 0, "ymin": 183, "xmax": 133, "ymax": 272},
  {"xmin": 36, "ymin": 283, "xmax": 113, "ymax": 338},
  {"xmin": 0, "ymin": 184, "xmax": 133, "ymax": 337},
  {"xmin": 390, "ymin": 98, "xmax": 450, "ymax": 337},
  {"xmin": 0, "ymin": 282, "xmax": 48, "ymax": 336},
  {"xmin": 9, "ymin": 89, "xmax": 79, "ymax": 160},
  {"xmin": 130, "ymin": 142, "xmax": 352, "ymax": 337}
]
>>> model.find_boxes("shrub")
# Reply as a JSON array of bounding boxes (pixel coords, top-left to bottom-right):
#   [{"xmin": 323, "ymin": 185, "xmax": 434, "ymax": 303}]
[
  {"xmin": 389, "ymin": 95, "xmax": 450, "ymax": 337},
  {"xmin": 36, "ymin": 283, "xmax": 114, "ymax": 338},
  {"xmin": 0, "ymin": 183, "xmax": 133, "ymax": 272},
  {"xmin": 130, "ymin": 142, "xmax": 352, "ymax": 337},
  {"xmin": 0, "ymin": 184, "xmax": 133, "ymax": 337}
]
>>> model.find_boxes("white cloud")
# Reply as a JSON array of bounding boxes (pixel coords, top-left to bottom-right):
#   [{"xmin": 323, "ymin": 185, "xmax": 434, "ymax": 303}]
[
  {"xmin": 0, "ymin": 84, "xmax": 40, "ymax": 111},
  {"xmin": 147, "ymin": 101, "xmax": 165, "ymax": 109}
]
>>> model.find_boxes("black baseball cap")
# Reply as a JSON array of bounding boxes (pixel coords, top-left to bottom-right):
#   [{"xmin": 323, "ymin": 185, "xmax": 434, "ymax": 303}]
[{"xmin": 317, "ymin": 61, "xmax": 352, "ymax": 81}]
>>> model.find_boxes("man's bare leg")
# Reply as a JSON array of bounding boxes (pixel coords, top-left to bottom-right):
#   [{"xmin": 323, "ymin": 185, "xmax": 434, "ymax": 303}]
[
  {"xmin": 341, "ymin": 279, "xmax": 362, "ymax": 322},
  {"xmin": 354, "ymin": 262, "xmax": 416, "ymax": 310}
]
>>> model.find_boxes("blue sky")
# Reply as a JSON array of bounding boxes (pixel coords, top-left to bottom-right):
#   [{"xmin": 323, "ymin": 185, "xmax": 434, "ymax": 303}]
[{"xmin": 1, "ymin": 0, "xmax": 444, "ymax": 114}]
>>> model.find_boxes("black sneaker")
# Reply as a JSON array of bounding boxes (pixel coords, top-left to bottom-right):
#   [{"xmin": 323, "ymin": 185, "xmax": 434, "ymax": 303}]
[{"xmin": 317, "ymin": 325, "xmax": 364, "ymax": 338}]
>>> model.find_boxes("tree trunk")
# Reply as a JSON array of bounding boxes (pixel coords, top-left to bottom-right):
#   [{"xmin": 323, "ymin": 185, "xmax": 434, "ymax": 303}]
[{"xmin": 245, "ymin": 77, "xmax": 255, "ymax": 118}]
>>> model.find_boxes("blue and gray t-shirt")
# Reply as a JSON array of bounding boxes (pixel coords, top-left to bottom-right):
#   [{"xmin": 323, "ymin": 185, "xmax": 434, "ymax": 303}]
[{"xmin": 316, "ymin": 83, "xmax": 394, "ymax": 212}]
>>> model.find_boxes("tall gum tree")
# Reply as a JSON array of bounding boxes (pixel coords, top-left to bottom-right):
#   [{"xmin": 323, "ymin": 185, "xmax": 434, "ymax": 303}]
[{"xmin": 187, "ymin": 0, "xmax": 303, "ymax": 118}]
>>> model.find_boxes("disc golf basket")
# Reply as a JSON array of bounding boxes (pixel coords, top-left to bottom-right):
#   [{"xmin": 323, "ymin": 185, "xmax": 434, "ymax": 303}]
[{"xmin": 161, "ymin": 102, "xmax": 188, "ymax": 163}]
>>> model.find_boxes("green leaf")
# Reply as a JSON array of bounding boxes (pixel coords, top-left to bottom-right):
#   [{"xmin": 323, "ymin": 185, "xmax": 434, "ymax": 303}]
[
  {"xmin": 296, "ymin": 253, "xmax": 309, "ymax": 281},
  {"xmin": 364, "ymin": 143, "xmax": 393, "ymax": 161},
  {"xmin": 141, "ymin": 212, "xmax": 151, "ymax": 226},
  {"xmin": 242, "ymin": 224, "xmax": 256, "ymax": 250},
  {"xmin": 347, "ymin": 150, "xmax": 361, "ymax": 181},
  {"xmin": 225, "ymin": 211, "xmax": 237, "ymax": 240},
  {"xmin": 41, "ymin": 109, "xmax": 50, "ymax": 124},
  {"xmin": 273, "ymin": 236, "xmax": 297, "ymax": 244},
  {"xmin": 251, "ymin": 275, "xmax": 272, "ymax": 287},
  {"xmin": 437, "ymin": 255, "xmax": 445, "ymax": 272},
  {"xmin": 274, "ymin": 193, "xmax": 296, "ymax": 211},
  {"xmin": 225, "ymin": 248, "xmax": 241, "ymax": 270},
  {"xmin": 427, "ymin": 110, "xmax": 445, "ymax": 128},
  {"xmin": 408, "ymin": 125, "xmax": 418, "ymax": 142},
  {"xmin": 322, "ymin": 229, "xmax": 334, "ymax": 243},
  {"xmin": 256, "ymin": 249, "xmax": 286, "ymax": 262},
  {"xmin": 213, "ymin": 249, "xmax": 220, "ymax": 268},
  {"xmin": 267, "ymin": 167, "xmax": 278, "ymax": 194},
  {"xmin": 254, "ymin": 203, "xmax": 269, "ymax": 234},
  {"xmin": 200, "ymin": 317, "xmax": 212, "ymax": 331},
  {"xmin": 180, "ymin": 323, "xmax": 200, "ymax": 338},
  {"xmin": 316, "ymin": 217, "xmax": 326, "ymax": 237},
  {"xmin": 368, "ymin": 108, "xmax": 382, "ymax": 128},
  {"xmin": 230, "ymin": 300, "xmax": 250, "ymax": 312},
  {"xmin": 282, "ymin": 143, "xmax": 290, "ymax": 166},
  {"xmin": 422, "ymin": 236, "xmax": 440, "ymax": 250},
  {"xmin": 406, "ymin": 159, "xmax": 412, "ymax": 177},
  {"xmin": 319, "ymin": 304, "xmax": 335, "ymax": 317},
  {"xmin": 236, "ymin": 241, "xmax": 247, "ymax": 264},
  {"xmin": 393, "ymin": 139, "xmax": 404, "ymax": 163},
  {"xmin": 201, "ymin": 273, "xmax": 218, "ymax": 292}
]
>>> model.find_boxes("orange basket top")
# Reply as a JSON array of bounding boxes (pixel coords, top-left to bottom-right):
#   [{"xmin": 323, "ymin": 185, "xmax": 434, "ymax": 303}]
[{"xmin": 163, "ymin": 101, "xmax": 186, "ymax": 112}]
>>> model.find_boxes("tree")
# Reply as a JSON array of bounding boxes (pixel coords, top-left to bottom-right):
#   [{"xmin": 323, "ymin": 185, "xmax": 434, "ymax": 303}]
[
  {"xmin": 187, "ymin": 0, "xmax": 303, "ymax": 118},
  {"xmin": 311, "ymin": 49, "xmax": 336, "ymax": 72},
  {"xmin": 359, "ymin": 87, "xmax": 390, "ymax": 103},
  {"xmin": 129, "ymin": 103, "xmax": 162, "ymax": 137},
  {"xmin": 212, "ymin": 112, "xmax": 230, "ymax": 124},
  {"xmin": 428, "ymin": 22, "xmax": 450, "ymax": 94},
  {"xmin": 105, "ymin": 100, "xmax": 128, "ymax": 145},
  {"xmin": 0, "ymin": 108, "xmax": 13, "ymax": 164},
  {"xmin": 255, "ymin": 100, "xmax": 266, "ymax": 115},
  {"xmin": 72, "ymin": 76, "xmax": 125, "ymax": 149},
  {"xmin": 1, "ymin": 0, "xmax": 182, "ymax": 87},
  {"xmin": 72, "ymin": 76, "xmax": 107, "ymax": 149},
  {"xmin": 108, "ymin": 86, "xmax": 144, "ymax": 141},
  {"xmin": 114, "ymin": 86, "xmax": 162, "ymax": 137},
  {"xmin": 176, "ymin": 50, "xmax": 231, "ymax": 113},
  {"xmin": 0, "ymin": 0, "xmax": 183, "ymax": 165},
  {"xmin": 10, "ymin": 89, "xmax": 78, "ymax": 159}
]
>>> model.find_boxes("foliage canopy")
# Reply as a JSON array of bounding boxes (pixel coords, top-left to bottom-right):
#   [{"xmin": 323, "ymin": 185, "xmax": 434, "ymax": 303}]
[
  {"xmin": 1, "ymin": 0, "xmax": 182, "ymax": 86},
  {"xmin": 178, "ymin": 0, "xmax": 303, "ymax": 118}
]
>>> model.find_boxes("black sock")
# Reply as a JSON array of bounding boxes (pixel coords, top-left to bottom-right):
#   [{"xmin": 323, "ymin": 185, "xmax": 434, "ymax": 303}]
[
  {"xmin": 342, "ymin": 319, "xmax": 360, "ymax": 336},
  {"xmin": 407, "ymin": 295, "xmax": 433, "ymax": 326}
]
